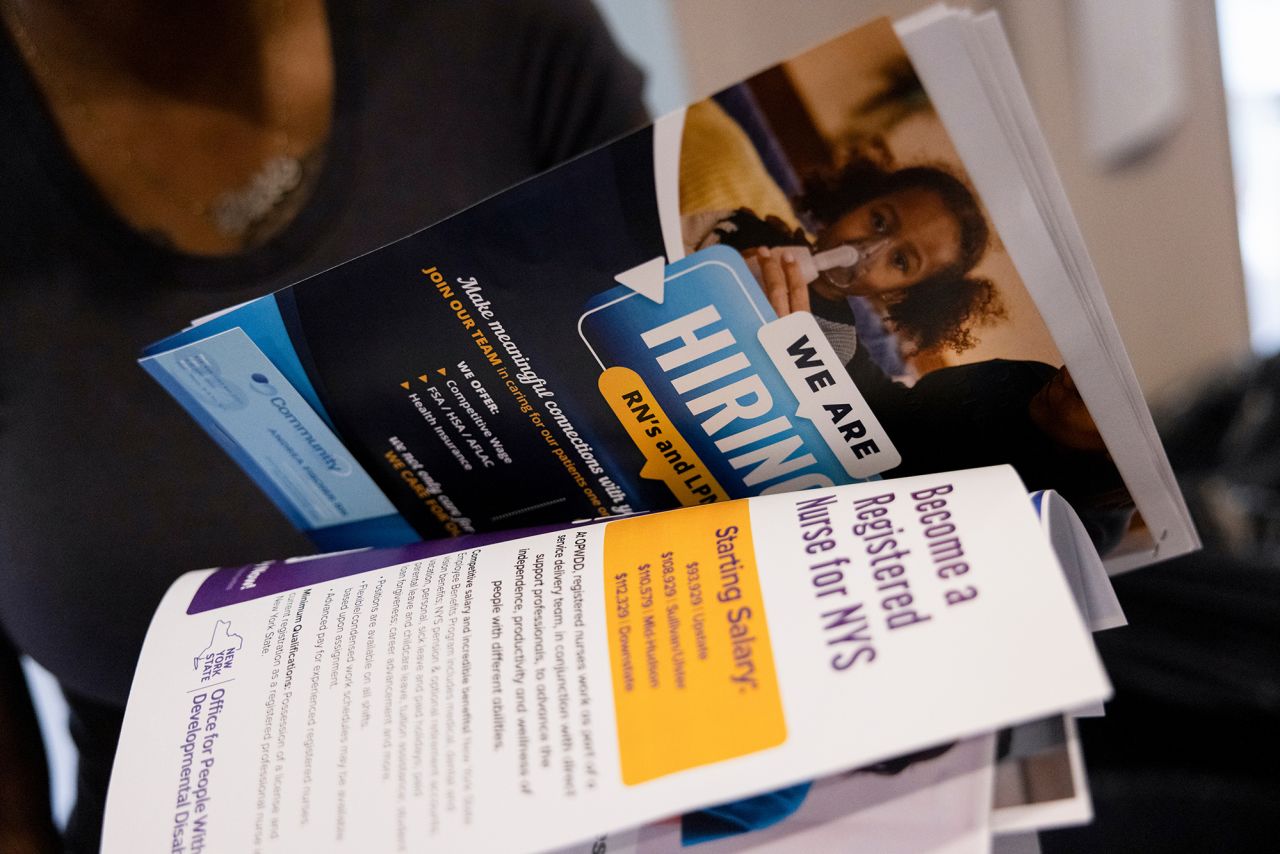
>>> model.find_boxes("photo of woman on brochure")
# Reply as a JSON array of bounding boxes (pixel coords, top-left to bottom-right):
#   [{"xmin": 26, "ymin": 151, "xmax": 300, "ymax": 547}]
[
  {"xmin": 678, "ymin": 19, "xmax": 1141, "ymax": 555},
  {"xmin": 684, "ymin": 148, "xmax": 999, "ymax": 359}
]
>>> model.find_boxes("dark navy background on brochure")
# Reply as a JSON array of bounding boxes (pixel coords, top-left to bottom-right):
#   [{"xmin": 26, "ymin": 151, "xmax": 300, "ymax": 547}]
[{"xmin": 278, "ymin": 126, "xmax": 671, "ymax": 538}]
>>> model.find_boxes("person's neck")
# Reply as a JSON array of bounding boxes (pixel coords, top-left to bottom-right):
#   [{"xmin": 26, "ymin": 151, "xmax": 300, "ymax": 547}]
[
  {"xmin": 2, "ymin": 0, "xmax": 336, "ymax": 256},
  {"xmin": 7, "ymin": 0, "xmax": 309, "ymax": 116}
]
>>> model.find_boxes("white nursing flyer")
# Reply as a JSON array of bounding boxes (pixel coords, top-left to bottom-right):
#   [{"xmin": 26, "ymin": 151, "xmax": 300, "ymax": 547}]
[{"xmin": 103, "ymin": 465, "xmax": 1109, "ymax": 853}]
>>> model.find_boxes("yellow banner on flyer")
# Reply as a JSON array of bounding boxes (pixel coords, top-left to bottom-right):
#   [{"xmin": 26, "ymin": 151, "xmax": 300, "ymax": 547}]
[
  {"xmin": 603, "ymin": 500, "xmax": 785, "ymax": 785},
  {"xmin": 598, "ymin": 366, "xmax": 730, "ymax": 507}
]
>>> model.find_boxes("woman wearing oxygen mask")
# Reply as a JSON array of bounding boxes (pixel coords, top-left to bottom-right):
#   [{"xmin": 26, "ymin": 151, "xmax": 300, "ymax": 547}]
[
  {"xmin": 691, "ymin": 156, "xmax": 1003, "ymax": 361},
  {"xmin": 700, "ymin": 158, "xmax": 1137, "ymax": 553}
]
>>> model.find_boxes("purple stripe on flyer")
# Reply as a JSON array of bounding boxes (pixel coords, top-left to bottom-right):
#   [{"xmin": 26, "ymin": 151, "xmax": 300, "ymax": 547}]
[{"xmin": 186, "ymin": 517, "xmax": 612, "ymax": 614}]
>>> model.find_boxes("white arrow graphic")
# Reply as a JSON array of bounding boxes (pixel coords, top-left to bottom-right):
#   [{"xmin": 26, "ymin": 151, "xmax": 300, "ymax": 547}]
[{"xmin": 614, "ymin": 256, "xmax": 668, "ymax": 304}]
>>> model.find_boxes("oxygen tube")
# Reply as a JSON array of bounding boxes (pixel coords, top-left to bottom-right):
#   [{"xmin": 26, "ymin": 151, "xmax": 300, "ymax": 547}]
[{"xmin": 744, "ymin": 239, "xmax": 887, "ymax": 289}]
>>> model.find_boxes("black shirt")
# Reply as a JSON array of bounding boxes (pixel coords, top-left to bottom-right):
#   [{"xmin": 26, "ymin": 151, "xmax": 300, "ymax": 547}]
[{"xmin": 0, "ymin": 0, "xmax": 647, "ymax": 707}]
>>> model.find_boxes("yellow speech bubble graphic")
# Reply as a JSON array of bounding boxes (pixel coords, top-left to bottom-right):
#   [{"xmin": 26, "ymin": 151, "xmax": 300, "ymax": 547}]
[{"xmin": 598, "ymin": 366, "xmax": 731, "ymax": 507}]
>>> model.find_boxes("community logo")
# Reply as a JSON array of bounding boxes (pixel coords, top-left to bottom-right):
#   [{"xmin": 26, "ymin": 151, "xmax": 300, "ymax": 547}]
[{"xmin": 248, "ymin": 372, "xmax": 279, "ymax": 396}]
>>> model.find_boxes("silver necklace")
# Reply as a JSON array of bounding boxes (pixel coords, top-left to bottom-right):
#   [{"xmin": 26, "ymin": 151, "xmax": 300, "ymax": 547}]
[{"xmin": 209, "ymin": 153, "xmax": 304, "ymax": 238}]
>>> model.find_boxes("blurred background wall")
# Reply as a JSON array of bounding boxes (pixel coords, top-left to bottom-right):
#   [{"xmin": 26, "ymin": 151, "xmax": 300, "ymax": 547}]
[
  {"xmin": 596, "ymin": 0, "xmax": 1254, "ymax": 406},
  {"xmin": 995, "ymin": 0, "xmax": 1250, "ymax": 404}
]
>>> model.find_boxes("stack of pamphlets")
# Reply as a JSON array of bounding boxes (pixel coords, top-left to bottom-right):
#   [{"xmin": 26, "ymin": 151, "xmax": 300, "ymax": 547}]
[{"xmin": 104, "ymin": 7, "xmax": 1197, "ymax": 852}]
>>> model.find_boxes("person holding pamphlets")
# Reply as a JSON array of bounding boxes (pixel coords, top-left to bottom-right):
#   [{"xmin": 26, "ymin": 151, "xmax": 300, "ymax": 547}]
[{"xmin": 4, "ymin": 2, "xmax": 1202, "ymax": 852}]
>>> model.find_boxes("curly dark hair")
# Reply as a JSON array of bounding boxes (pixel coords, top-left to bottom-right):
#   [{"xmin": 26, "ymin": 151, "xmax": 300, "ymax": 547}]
[
  {"xmin": 711, "ymin": 158, "xmax": 1002, "ymax": 352},
  {"xmin": 881, "ymin": 272, "xmax": 1003, "ymax": 352}
]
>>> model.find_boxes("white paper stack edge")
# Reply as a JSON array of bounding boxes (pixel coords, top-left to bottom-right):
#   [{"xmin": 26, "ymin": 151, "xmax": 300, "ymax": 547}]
[{"xmin": 897, "ymin": 7, "xmax": 1198, "ymax": 575}]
